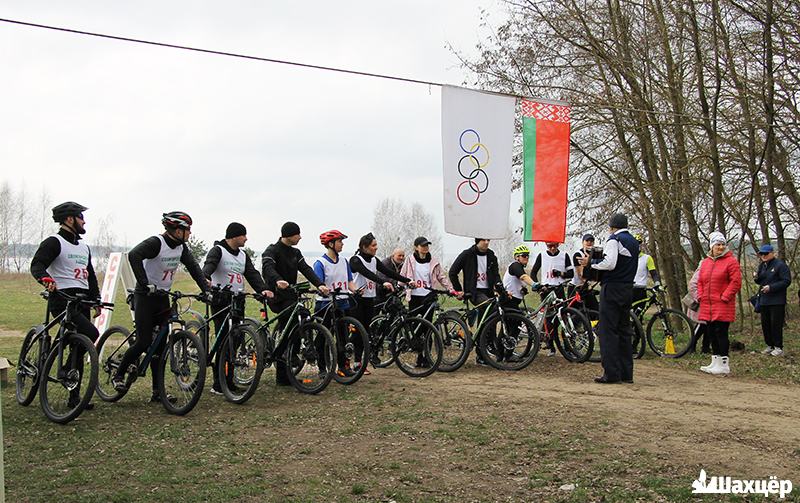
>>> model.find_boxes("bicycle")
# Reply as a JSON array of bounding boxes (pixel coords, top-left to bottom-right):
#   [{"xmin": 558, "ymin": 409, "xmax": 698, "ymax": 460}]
[
  {"xmin": 575, "ymin": 285, "xmax": 646, "ymax": 362},
  {"xmin": 183, "ymin": 286, "xmax": 266, "ymax": 404},
  {"xmin": 16, "ymin": 290, "xmax": 112, "ymax": 424},
  {"xmin": 405, "ymin": 288, "xmax": 471, "ymax": 373},
  {"xmin": 243, "ymin": 283, "xmax": 337, "ymax": 394},
  {"xmin": 313, "ymin": 288, "xmax": 370, "ymax": 385},
  {"xmin": 366, "ymin": 287, "xmax": 444, "ymax": 377},
  {"xmin": 632, "ymin": 286, "xmax": 694, "ymax": 358},
  {"xmin": 95, "ymin": 289, "xmax": 208, "ymax": 415},
  {"xmin": 522, "ymin": 285, "xmax": 594, "ymax": 363}
]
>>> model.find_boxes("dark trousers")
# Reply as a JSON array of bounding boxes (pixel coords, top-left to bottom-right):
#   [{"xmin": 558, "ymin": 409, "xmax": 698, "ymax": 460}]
[
  {"xmin": 761, "ymin": 304, "xmax": 785, "ymax": 349},
  {"xmin": 707, "ymin": 321, "xmax": 730, "ymax": 356},
  {"xmin": 497, "ymin": 296, "xmax": 522, "ymax": 359},
  {"xmin": 409, "ymin": 293, "xmax": 437, "ymax": 322},
  {"xmin": 598, "ymin": 282, "xmax": 634, "ymax": 381},
  {"xmin": 632, "ymin": 287, "xmax": 647, "ymax": 306},
  {"xmin": 115, "ymin": 293, "xmax": 171, "ymax": 393},
  {"xmin": 690, "ymin": 323, "xmax": 710, "ymax": 353},
  {"xmin": 210, "ymin": 302, "xmax": 233, "ymax": 391},
  {"xmin": 270, "ymin": 298, "xmax": 295, "ymax": 384},
  {"xmin": 541, "ymin": 285, "xmax": 566, "ymax": 351},
  {"xmin": 48, "ymin": 291, "xmax": 100, "ymax": 403},
  {"xmin": 351, "ymin": 297, "xmax": 375, "ymax": 363}
]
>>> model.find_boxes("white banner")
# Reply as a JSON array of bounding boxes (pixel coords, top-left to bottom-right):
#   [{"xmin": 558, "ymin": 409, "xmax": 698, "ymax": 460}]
[
  {"xmin": 93, "ymin": 252, "xmax": 135, "ymax": 334},
  {"xmin": 442, "ymin": 85, "xmax": 516, "ymax": 239}
]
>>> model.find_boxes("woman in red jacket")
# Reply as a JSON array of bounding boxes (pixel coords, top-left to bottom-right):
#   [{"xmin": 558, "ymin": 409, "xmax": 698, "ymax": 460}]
[{"xmin": 697, "ymin": 232, "xmax": 742, "ymax": 375}]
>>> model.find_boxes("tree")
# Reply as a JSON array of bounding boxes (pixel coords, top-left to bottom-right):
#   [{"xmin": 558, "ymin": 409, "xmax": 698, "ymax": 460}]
[
  {"xmin": 186, "ymin": 236, "xmax": 208, "ymax": 267},
  {"xmin": 92, "ymin": 214, "xmax": 118, "ymax": 273},
  {"xmin": 371, "ymin": 198, "xmax": 443, "ymax": 259}
]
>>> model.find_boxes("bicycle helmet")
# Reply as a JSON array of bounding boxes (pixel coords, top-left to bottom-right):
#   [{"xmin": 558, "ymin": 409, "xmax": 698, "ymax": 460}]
[
  {"xmin": 634, "ymin": 233, "xmax": 644, "ymax": 243},
  {"xmin": 320, "ymin": 229, "xmax": 347, "ymax": 246},
  {"xmin": 52, "ymin": 202, "xmax": 88, "ymax": 223},
  {"xmin": 513, "ymin": 244, "xmax": 530, "ymax": 256},
  {"xmin": 162, "ymin": 211, "xmax": 193, "ymax": 230}
]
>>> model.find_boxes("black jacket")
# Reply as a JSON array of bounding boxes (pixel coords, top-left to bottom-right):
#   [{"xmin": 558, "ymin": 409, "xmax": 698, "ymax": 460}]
[
  {"xmin": 203, "ymin": 240, "xmax": 268, "ymax": 292},
  {"xmin": 261, "ymin": 239, "xmax": 322, "ymax": 303},
  {"xmin": 449, "ymin": 245, "xmax": 500, "ymax": 297},
  {"xmin": 755, "ymin": 257, "xmax": 792, "ymax": 306}
]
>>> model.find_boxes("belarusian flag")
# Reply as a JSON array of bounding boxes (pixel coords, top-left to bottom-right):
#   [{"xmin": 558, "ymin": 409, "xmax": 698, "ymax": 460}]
[{"xmin": 521, "ymin": 99, "xmax": 571, "ymax": 242}]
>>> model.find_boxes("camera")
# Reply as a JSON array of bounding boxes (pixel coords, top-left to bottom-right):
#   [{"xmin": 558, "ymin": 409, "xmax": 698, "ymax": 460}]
[{"xmin": 582, "ymin": 246, "xmax": 605, "ymax": 281}]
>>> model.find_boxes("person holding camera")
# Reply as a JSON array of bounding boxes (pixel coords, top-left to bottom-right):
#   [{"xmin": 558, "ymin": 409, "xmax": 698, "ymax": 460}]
[{"xmin": 571, "ymin": 233, "xmax": 600, "ymax": 312}]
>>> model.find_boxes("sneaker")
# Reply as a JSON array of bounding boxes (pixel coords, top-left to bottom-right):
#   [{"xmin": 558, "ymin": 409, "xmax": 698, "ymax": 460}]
[
  {"xmin": 210, "ymin": 387, "xmax": 224, "ymax": 396},
  {"xmin": 111, "ymin": 376, "xmax": 128, "ymax": 392},
  {"xmin": 546, "ymin": 349, "xmax": 556, "ymax": 357},
  {"xmin": 770, "ymin": 348, "xmax": 784, "ymax": 357},
  {"xmin": 149, "ymin": 393, "xmax": 177, "ymax": 404},
  {"xmin": 337, "ymin": 367, "xmax": 356, "ymax": 378},
  {"xmin": 762, "ymin": 346, "xmax": 775, "ymax": 355}
]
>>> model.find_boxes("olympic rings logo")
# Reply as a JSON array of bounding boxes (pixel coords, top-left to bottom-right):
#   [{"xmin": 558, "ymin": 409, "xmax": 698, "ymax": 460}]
[{"xmin": 456, "ymin": 129, "xmax": 490, "ymax": 206}]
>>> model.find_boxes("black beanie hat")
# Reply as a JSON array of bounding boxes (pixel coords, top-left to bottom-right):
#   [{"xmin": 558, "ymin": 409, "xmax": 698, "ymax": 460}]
[
  {"xmin": 225, "ymin": 222, "xmax": 247, "ymax": 239},
  {"xmin": 609, "ymin": 213, "xmax": 628, "ymax": 229},
  {"xmin": 281, "ymin": 221, "xmax": 301, "ymax": 237}
]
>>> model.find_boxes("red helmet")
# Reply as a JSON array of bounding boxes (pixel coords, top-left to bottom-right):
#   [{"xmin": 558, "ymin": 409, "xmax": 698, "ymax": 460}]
[
  {"xmin": 162, "ymin": 211, "xmax": 193, "ymax": 230},
  {"xmin": 320, "ymin": 229, "xmax": 347, "ymax": 246}
]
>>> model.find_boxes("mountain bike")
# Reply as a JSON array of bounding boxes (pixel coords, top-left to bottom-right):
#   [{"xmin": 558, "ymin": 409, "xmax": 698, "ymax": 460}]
[
  {"xmin": 313, "ymin": 289, "xmax": 370, "ymax": 385},
  {"xmin": 632, "ymin": 286, "xmax": 695, "ymax": 358},
  {"xmin": 367, "ymin": 287, "xmax": 443, "ymax": 377},
  {"xmin": 523, "ymin": 285, "xmax": 594, "ymax": 363},
  {"xmin": 243, "ymin": 283, "xmax": 337, "ymax": 394},
  {"xmin": 183, "ymin": 286, "xmax": 265, "ymax": 404},
  {"xmin": 95, "ymin": 290, "xmax": 207, "ymax": 415},
  {"xmin": 16, "ymin": 290, "xmax": 112, "ymax": 424},
  {"xmin": 406, "ymin": 288, "xmax": 471, "ymax": 373}
]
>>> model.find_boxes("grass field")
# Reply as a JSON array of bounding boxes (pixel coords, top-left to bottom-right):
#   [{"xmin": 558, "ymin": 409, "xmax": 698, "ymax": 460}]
[{"xmin": 2, "ymin": 273, "xmax": 799, "ymax": 502}]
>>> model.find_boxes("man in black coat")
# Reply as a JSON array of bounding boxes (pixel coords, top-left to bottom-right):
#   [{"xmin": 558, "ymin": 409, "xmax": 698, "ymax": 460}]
[{"xmin": 754, "ymin": 244, "xmax": 792, "ymax": 356}]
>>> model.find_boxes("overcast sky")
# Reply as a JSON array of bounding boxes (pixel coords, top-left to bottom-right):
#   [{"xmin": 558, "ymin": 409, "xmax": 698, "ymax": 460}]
[{"xmin": 0, "ymin": 1, "xmax": 537, "ymax": 259}]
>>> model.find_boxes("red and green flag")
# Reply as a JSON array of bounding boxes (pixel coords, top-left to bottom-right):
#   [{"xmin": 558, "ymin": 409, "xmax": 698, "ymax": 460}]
[{"xmin": 521, "ymin": 99, "xmax": 571, "ymax": 242}]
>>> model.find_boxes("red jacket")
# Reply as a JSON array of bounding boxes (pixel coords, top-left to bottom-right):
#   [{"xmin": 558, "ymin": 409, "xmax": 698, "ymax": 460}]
[{"xmin": 697, "ymin": 251, "xmax": 742, "ymax": 322}]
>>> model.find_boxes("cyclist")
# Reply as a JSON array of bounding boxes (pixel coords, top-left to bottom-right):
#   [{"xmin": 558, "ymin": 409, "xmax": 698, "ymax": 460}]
[
  {"xmin": 633, "ymin": 233, "xmax": 662, "ymax": 305},
  {"xmin": 313, "ymin": 230, "xmax": 358, "ymax": 378},
  {"xmin": 261, "ymin": 221, "xmax": 330, "ymax": 385},
  {"xmin": 111, "ymin": 211, "xmax": 210, "ymax": 402},
  {"xmin": 30, "ymin": 201, "xmax": 100, "ymax": 409},
  {"xmin": 570, "ymin": 233, "xmax": 600, "ymax": 312},
  {"xmin": 531, "ymin": 241, "xmax": 574, "ymax": 356},
  {"xmin": 350, "ymin": 233, "xmax": 411, "ymax": 373},
  {"xmin": 449, "ymin": 237, "xmax": 501, "ymax": 339},
  {"xmin": 402, "ymin": 237, "xmax": 456, "ymax": 366},
  {"xmin": 202, "ymin": 222, "xmax": 273, "ymax": 395},
  {"xmin": 499, "ymin": 245, "xmax": 537, "ymax": 362}
]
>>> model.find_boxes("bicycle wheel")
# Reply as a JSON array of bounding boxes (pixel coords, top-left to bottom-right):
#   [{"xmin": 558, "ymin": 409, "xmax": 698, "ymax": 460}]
[
  {"xmin": 285, "ymin": 321, "xmax": 335, "ymax": 394},
  {"xmin": 436, "ymin": 311, "xmax": 472, "ymax": 372},
  {"xmin": 368, "ymin": 315, "xmax": 395, "ymax": 368},
  {"xmin": 39, "ymin": 333, "xmax": 98, "ymax": 424},
  {"xmin": 158, "ymin": 330, "xmax": 206, "ymax": 415},
  {"xmin": 16, "ymin": 327, "xmax": 42, "ymax": 406},
  {"xmin": 557, "ymin": 308, "xmax": 594, "ymax": 363},
  {"xmin": 478, "ymin": 312, "xmax": 540, "ymax": 371},
  {"xmin": 217, "ymin": 324, "xmax": 265, "ymax": 404},
  {"xmin": 332, "ymin": 316, "xmax": 370, "ymax": 385},
  {"xmin": 393, "ymin": 316, "xmax": 443, "ymax": 378},
  {"xmin": 646, "ymin": 308, "xmax": 694, "ymax": 358},
  {"xmin": 630, "ymin": 311, "xmax": 646, "ymax": 359},
  {"xmin": 584, "ymin": 309, "xmax": 601, "ymax": 362},
  {"xmin": 95, "ymin": 325, "xmax": 134, "ymax": 402}
]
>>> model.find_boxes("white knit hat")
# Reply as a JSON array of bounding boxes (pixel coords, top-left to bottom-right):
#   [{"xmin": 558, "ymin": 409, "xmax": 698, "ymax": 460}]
[{"xmin": 709, "ymin": 231, "xmax": 726, "ymax": 249}]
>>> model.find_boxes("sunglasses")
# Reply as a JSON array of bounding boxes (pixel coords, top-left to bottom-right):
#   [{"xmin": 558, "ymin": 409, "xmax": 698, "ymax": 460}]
[
  {"xmin": 518, "ymin": 253, "xmax": 530, "ymax": 258},
  {"xmin": 758, "ymin": 252, "xmax": 770, "ymax": 256}
]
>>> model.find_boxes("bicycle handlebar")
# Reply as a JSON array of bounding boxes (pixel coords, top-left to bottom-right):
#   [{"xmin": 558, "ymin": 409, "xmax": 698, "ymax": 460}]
[{"xmin": 40, "ymin": 290, "xmax": 114, "ymax": 309}]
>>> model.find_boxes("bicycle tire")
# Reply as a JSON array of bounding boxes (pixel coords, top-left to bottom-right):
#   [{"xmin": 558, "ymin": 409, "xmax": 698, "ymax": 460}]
[
  {"xmin": 585, "ymin": 309, "xmax": 601, "ymax": 363},
  {"xmin": 158, "ymin": 329, "xmax": 206, "ymax": 415},
  {"xmin": 646, "ymin": 308, "xmax": 694, "ymax": 358},
  {"xmin": 95, "ymin": 325, "xmax": 134, "ymax": 402},
  {"xmin": 39, "ymin": 332, "xmax": 98, "ymax": 424},
  {"xmin": 218, "ymin": 324, "xmax": 265, "ymax": 404},
  {"xmin": 332, "ymin": 316, "xmax": 370, "ymax": 385},
  {"xmin": 285, "ymin": 321, "xmax": 336, "ymax": 394},
  {"xmin": 478, "ymin": 312, "xmax": 540, "ymax": 371},
  {"xmin": 436, "ymin": 311, "xmax": 472, "ymax": 372},
  {"xmin": 392, "ymin": 316, "xmax": 443, "ymax": 378},
  {"xmin": 368, "ymin": 315, "xmax": 395, "ymax": 368},
  {"xmin": 631, "ymin": 310, "xmax": 646, "ymax": 359},
  {"xmin": 558, "ymin": 307, "xmax": 594, "ymax": 363},
  {"xmin": 16, "ymin": 327, "xmax": 42, "ymax": 406}
]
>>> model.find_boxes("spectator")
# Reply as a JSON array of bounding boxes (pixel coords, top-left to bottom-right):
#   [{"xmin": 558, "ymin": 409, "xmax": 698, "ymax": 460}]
[
  {"xmin": 697, "ymin": 232, "xmax": 742, "ymax": 375},
  {"xmin": 684, "ymin": 262, "xmax": 709, "ymax": 354},
  {"xmin": 754, "ymin": 244, "xmax": 791, "ymax": 357}
]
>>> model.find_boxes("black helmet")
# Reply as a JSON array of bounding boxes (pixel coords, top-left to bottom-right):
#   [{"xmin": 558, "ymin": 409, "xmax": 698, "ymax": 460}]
[
  {"xmin": 52, "ymin": 202, "xmax": 88, "ymax": 223},
  {"xmin": 162, "ymin": 211, "xmax": 193, "ymax": 230}
]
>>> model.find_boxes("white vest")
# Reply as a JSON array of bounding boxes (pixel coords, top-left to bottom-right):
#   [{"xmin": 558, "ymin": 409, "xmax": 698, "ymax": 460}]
[
  {"xmin": 539, "ymin": 250, "xmax": 570, "ymax": 286},
  {"xmin": 143, "ymin": 235, "xmax": 183, "ymax": 290},
  {"xmin": 316, "ymin": 254, "xmax": 350, "ymax": 301},
  {"xmin": 352, "ymin": 255, "xmax": 378, "ymax": 298},
  {"xmin": 46, "ymin": 234, "xmax": 91, "ymax": 290},
  {"xmin": 503, "ymin": 261, "xmax": 526, "ymax": 300},
  {"xmin": 634, "ymin": 254, "xmax": 651, "ymax": 288},
  {"xmin": 411, "ymin": 261, "xmax": 432, "ymax": 297},
  {"xmin": 571, "ymin": 249, "xmax": 589, "ymax": 286},
  {"xmin": 210, "ymin": 245, "xmax": 247, "ymax": 293},
  {"xmin": 476, "ymin": 254, "xmax": 489, "ymax": 289}
]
